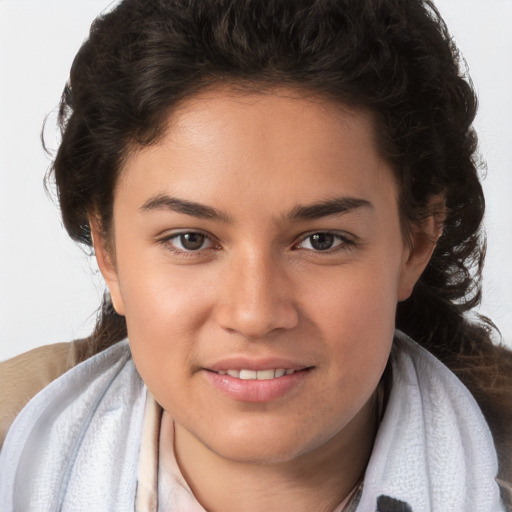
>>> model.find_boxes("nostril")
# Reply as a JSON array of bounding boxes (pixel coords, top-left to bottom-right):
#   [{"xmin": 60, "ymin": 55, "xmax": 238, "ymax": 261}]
[{"xmin": 215, "ymin": 300, "xmax": 299, "ymax": 340}]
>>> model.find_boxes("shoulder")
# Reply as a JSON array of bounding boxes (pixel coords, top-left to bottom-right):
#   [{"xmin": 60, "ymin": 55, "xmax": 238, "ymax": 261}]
[
  {"xmin": 357, "ymin": 331, "xmax": 505, "ymax": 511},
  {"xmin": 0, "ymin": 340, "xmax": 146, "ymax": 512},
  {"xmin": 0, "ymin": 341, "xmax": 83, "ymax": 448},
  {"xmin": 390, "ymin": 331, "xmax": 498, "ymax": 449},
  {"xmin": 0, "ymin": 340, "xmax": 140, "ymax": 451},
  {"xmin": 398, "ymin": 333, "xmax": 512, "ymax": 510}
]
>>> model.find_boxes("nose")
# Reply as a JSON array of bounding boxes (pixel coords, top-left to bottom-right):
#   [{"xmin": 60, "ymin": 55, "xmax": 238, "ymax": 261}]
[{"xmin": 214, "ymin": 249, "xmax": 299, "ymax": 339}]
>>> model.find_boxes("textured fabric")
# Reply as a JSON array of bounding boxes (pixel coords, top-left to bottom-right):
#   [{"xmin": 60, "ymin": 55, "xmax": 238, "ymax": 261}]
[
  {"xmin": 356, "ymin": 332, "xmax": 504, "ymax": 511},
  {"xmin": 0, "ymin": 333, "xmax": 504, "ymax": 511},
  {"xmin": 0, "ymin": 341, "xmax": 80, "ymax": 449},
  {"xmin": 0, "ymin": 340, "xmax": 146, "ymax": 512}
]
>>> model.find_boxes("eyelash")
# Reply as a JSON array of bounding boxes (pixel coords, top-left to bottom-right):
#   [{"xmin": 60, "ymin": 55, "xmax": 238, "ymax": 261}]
[
  {"xmin": 293, "ymin": 232, "xmax": 355, "ymax": 253},
  {"xmin": 158, "ymin": 231, "xmax": 218, "ymax": 257},
  {"xmin": 158, "ymin": 230, "xmax": 355, "ymax": 256}
]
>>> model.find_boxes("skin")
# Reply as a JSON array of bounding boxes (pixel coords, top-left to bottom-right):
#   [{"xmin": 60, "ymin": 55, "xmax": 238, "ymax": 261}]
[{"xmin": 92, "ymin": 88, "xmax": 438, "ymax": 512}]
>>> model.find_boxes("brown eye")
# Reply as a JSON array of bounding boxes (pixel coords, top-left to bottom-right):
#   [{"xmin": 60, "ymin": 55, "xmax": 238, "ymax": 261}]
[
  {"xmin": 296, "ymin": 232, "xmax": 352, "ymax": 252},
  {"xmin": 179, "ymin": 233, "xmax": 206, "ymax": 250},
  {"xmin": 166, "ymin": 232, "xmax": 214, "ymax": 253},
  {"xmin": 309, "ymin": 233, "xmax": 335, "ymax": 251}
]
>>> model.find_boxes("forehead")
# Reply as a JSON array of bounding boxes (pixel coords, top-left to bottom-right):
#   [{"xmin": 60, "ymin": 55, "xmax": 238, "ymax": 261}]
[{"xmin": 117, "ymin": 87, "xmax": 398, "ymax": 218}]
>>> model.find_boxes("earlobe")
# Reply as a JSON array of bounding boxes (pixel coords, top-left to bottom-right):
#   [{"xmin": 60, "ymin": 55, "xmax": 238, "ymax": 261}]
[
  {"xmin": 397, "ymin": 207, "xmax": 444, "ymax": 302},
  {"xmin": 89, "ymin": 215, "xmax": 126, "ymax": 316}
]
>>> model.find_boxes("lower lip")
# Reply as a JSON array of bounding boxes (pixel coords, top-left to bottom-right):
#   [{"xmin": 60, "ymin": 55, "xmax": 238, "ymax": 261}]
[{"xmin": 203, "ymin": 369, "xmax": 311, "ymax": 403}]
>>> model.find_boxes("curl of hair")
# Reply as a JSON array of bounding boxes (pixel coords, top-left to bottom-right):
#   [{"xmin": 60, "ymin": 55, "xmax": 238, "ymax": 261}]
[{"xmin": 48, "ymin": 0, "xmax": 512, "ymax": 501}]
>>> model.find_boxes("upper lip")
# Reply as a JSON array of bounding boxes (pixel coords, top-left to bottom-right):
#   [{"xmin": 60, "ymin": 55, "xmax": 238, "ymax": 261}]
[{"xmin": 207, "ymin": 357, "xmax": 311, "ymax": 372}]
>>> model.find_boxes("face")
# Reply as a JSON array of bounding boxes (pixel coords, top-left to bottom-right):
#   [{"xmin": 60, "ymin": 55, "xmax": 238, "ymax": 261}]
[{"xmin": 95, "ymin": 88, "xmax": 432, "ymax": 465}]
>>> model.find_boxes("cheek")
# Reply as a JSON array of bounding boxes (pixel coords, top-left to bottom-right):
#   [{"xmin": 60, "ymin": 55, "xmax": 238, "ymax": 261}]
[
  {"xmin": 120, "ymin": 268, "xmax": 208, "ymax": 414},
  {"xmin": 113, "ymin": 253, "xmax": 215, "ymax": 382},
  {"xmin": 302, "ymin": 257, "xmax": 401, "ymax": 334},
  {"xmin": 118, "ymin": 255, "xmax": 212, "ymax": 330},
  {"xmin": 300, "ymin": 255, "xmax": 401, "ymax": 380}
]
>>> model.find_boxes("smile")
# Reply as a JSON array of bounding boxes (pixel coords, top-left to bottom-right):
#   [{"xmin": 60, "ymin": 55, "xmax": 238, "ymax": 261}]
[
  {"xmin": 205, "ymin": 367, "xmax": 312, "ymax": 402},
  {"xmin": 216, "ymin": 369, "xmax": 298, "ymax": 380}
]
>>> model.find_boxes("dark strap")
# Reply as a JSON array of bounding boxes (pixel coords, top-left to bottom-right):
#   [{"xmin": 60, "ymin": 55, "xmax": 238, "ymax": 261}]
[{"xmin": 377, "ymin": 495, "xmax": 413, "ymax": 512}]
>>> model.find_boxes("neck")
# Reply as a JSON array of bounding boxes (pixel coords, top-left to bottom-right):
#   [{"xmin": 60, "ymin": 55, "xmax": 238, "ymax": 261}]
[{"xmin": 167, "ymin": 393, "xmax": 377, "ymax": 512}]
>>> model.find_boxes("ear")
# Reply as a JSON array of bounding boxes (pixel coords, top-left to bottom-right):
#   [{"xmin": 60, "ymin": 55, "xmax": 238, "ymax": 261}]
[
  {"xmin": 397, "ymin": 198, "xmax": 445, "ymax": 302},
  {"xmin": 89, "ymin": 215, "xmax": 126, "ymax": 316}
]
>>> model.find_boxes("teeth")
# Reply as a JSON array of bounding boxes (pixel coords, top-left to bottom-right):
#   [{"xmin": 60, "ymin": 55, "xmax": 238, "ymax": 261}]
[
  {"xmin": 256, "ymin": 369, "xmax": 275, "ymax": 380},
  {"xmin": 239, "ymin": 370, "xmax": 257, "ymax": 380},
  {"xmin": 219, "ymin": 368, "xmax": 295, "ymax": 380}
]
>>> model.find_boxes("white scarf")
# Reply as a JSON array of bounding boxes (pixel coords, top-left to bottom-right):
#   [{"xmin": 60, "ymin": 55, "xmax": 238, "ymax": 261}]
[{"xmin": 0, "ymin": 334, "xmax": 504, "ymax": 511}]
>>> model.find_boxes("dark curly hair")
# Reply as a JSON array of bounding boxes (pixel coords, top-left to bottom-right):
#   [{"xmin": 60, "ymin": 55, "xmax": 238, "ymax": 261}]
[{"xmin": 49, "ymin": 0, "xmax": 512, "ymax": 501}]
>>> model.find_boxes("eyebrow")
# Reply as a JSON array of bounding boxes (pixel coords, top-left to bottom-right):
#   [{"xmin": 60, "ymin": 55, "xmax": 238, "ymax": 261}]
[
  {"xmin": 140, "ymin": 194, "xmax": 373, "ymax": 223},
  {"xmin": 287, "ymin": 196, "xmax": 373, "ymax": 220},
  {"xmin": 140, "ymin": 194, "xmax": 233, "ymax": 223}
]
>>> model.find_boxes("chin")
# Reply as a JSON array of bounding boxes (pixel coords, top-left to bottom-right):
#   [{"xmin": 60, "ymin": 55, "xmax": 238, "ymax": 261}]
[
  {"xmin": 201, "ymin": 421, "xmax": 329, "ymax": 466},
  {"xmin": 213, "ymin": 441, "xmax": 308, "ymax": 466}
]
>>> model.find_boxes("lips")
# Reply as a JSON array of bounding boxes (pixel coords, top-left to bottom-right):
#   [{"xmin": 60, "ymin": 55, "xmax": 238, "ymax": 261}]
[
  {"xmin": 208, "ymin": 356, "xmax": 309, "ymax": 373},
  {"xmin": 203, "ymin": 359, "xmax": 312, "ymax": 402}
]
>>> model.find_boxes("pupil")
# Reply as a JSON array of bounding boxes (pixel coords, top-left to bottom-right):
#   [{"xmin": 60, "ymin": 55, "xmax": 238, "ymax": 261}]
[
  {"xmin": 181, "ymin": 233, "xmax": 205, "ymax": 250},
  {"xmin": 311, "ymin": 233, "xmax": 334, "ymax": 251}
]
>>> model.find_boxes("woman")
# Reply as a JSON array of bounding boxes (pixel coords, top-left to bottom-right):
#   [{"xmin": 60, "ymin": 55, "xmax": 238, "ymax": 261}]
[{"xmin": 0, "ymin": 0, "xmax": 510, "ymax": 510}]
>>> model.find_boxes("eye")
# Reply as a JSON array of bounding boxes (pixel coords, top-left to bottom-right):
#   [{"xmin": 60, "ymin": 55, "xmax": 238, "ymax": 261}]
[
  {"xmin": 296, "ymin": 232, "xmax": 351, "ymax": 252},
  {"xmin": 166, "ymin": 232, "xmax": 215, "ymax": 252}
]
